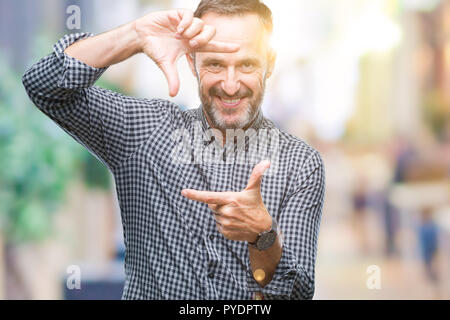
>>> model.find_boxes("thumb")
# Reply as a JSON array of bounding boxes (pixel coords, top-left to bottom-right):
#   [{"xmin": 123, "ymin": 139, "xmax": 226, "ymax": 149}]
[
  {"xmin": 245, "ymin": 160, "xmax": 271, "ymax": 191},
  {"xmin": 159, "ymin": 60, "xmax": 180, "ymax": 97}
]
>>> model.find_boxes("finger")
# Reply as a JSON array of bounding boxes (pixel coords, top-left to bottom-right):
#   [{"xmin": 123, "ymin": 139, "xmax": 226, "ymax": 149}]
[
  {"xmin": 217, "ymin": 205, "xmax": 234, "ymax": 217},
  {"xmin": 214, "ymin": 214, "xmax": 224, "ymax": 226},
  {"xmin": 196, "ymin": 40, "xmax": 240, "ymax": 53},
  {"xmin": 181, "ymin": 189, "xmax": 233, "ymax": 205},
  {"xmin": 177, "ymin": 18, "xmax": 204, "ymax": 40},
  {"xmin": 215, "ymin": 221, "xmax": 246, "ymax": 241},
  {"xmin": 176, "ymin": 9, "xmax": 194, "ymax": 34},
  {"xmin": 208, "ymin": 203, "xmax": 219, "ymax": 211},
  {"xmin": 188, "ymin": 24, "xmax": 215, "ymax": 48},
  {"xmin": 210, "ymin": 208, "xmax": 221, "ymax": 216},
  {"xmin": 159, "ymin": 60, "xmax": 180, "ymax": 97},
  {"xmin": 219, "ymin": 219, "xmax": 248, "ymax": 231},
  {"xmin": 208, "ymin": 203, "xmax": 222, "ymax": 215},
  {"xmin": 245, "ymin": 160, "xmax": 271, "ymax": 191},
  {"xmin": 214, "ymin": 219, "xmax": 244, "ymax": 232}
]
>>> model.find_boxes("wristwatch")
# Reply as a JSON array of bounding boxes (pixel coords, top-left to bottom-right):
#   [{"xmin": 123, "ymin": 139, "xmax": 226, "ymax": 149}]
[{"xmin": 248, "ymin": 217, "xmax": 278, "ymax": 251}]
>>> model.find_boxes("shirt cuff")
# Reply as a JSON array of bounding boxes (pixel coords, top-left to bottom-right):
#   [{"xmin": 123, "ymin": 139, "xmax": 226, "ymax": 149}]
[
  {"xmin": 53, "ymin": 33, "xmax": 107, "ymax": 89},
  {"xmin": 246, "ymin": 243, "xmax": 314, "ymax": 299}
]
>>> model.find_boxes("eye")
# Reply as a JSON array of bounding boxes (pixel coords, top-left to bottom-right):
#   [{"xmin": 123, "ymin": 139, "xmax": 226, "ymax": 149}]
[
  {"xmin": 205, "ymin": 62, "xmax": 223, "ymax": 72},
  {"xmin": 240, "ymin": 61, "xmax": 256, "ymax": 72},
  {"xmin": 207, "ymin": 62, "xmax": 221, "ymax": 68}
]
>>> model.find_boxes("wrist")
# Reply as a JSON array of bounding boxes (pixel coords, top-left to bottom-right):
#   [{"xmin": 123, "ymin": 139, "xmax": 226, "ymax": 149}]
[
  {"xmin": 248, "ymin": 211, "xmax": 271, "ymax": 243},
  {"xmin": 248, "ymin": 216, "xmax": 278, "ymax": 250},
  {"xmin": 258, "ymin": 209, "xmax": 272, "ymax": 234},
  {"xmin": 125, "ymin": 21, "xmax": 143, "ymax": 55}
]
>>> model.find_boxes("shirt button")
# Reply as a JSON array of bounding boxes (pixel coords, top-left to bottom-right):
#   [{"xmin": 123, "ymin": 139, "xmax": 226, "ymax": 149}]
[
  {"xmin": 208, "ymin": 272, "xmax": 214, "ymax": 279},
  {"xmin": 209, "ymin": 235, "xmax": 214, "ymax": 240}
]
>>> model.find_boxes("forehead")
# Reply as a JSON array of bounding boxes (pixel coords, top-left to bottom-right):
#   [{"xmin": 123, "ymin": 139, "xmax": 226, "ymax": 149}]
[{"xmin": 197, "ymin": 12, "xmax": 269, "ymax": 62}]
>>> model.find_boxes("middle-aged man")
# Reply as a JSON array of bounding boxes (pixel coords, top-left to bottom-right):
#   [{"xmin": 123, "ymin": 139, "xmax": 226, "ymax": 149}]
[{"xmin": 22, "ymin": 0, "xmax": 325, "ymax": 300}]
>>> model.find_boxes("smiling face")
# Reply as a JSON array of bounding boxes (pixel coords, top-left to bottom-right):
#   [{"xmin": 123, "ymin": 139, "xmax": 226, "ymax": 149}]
[{"xmin": 187, "ymin": 13, "xmax": 275, "ymax": 130}]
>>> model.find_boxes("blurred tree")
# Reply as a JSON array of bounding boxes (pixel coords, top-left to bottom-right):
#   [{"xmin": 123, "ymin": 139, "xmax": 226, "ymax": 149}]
[
  {"xmin": 0, "ymin": 54, "xmax": 113, "ymax": 299},
  {"xmin": 0, "ymin": 57, "xmax": 116, "ymax": 244},
  {"xmin": 0, "ymin": 60, "xmax": 83, "ymax": 243}
]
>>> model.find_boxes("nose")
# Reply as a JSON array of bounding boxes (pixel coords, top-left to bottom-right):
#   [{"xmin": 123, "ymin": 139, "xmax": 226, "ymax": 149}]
[{"xmin": 220, "ymin": 66, "xmax": 241, "ymax": 96}]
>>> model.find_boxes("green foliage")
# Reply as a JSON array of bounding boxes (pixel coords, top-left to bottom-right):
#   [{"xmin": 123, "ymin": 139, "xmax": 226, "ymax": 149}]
[
  {"xmin": 80, "ymin": 150, "xmax": 111, "ymax": 190},
  {"xmin": 0, "ymin": 60, "xmax": 82, "ymax": 243},
  {"xmin": 0, "ymin": 32, "xmax": 124, "ymax": 243}
]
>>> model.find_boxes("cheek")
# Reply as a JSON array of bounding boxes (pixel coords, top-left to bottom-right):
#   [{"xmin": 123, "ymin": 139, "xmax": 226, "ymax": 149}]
[
  {"xmin": 244, "ymin": 78, "xmax": 265, "ymax": 93},
  {"xmin": 198, "ymin": 73, "xmax": 220, "ymax": 91}
]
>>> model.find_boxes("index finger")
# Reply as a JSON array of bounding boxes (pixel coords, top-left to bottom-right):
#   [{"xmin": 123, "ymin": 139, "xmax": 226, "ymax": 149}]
[
  {"xmin": 181, "ymin": 189, "xmax": 234, "ymax": 205},
  {"xmin": 196, "ymin": 40, "xmax": 240, "ymax": 53},
  {"xmin": 176, "ymin": 8, "xmax": 194, "ymax": 34}
]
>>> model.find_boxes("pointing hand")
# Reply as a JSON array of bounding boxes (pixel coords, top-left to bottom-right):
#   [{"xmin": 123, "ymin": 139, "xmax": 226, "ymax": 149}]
[{"xmin": 181, "ymin": 160, "xmax": 272, "ymax": 242}]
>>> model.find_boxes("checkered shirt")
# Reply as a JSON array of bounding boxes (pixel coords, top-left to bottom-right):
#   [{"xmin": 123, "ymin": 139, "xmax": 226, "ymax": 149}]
[{"xmin": 22, "ymin": 33, "xmax": 325, "ymax": 300}]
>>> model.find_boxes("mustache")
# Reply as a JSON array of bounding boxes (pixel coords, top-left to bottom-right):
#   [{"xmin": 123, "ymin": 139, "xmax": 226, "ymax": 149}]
[{"xmin": 208, "ymin": 86, "xmax": 253, "ymax": 100}]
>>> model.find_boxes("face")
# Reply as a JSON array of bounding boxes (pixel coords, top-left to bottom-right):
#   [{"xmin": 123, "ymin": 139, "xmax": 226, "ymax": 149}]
[{"xmin": 187, "ymin": 13, "xmax": 275, "ymax": 131}]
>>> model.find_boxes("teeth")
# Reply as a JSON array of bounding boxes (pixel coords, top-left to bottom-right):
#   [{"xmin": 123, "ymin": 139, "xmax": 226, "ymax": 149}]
[{"xmin": 221, "ymin": 98, "xmax": 240, "ymax": 104}]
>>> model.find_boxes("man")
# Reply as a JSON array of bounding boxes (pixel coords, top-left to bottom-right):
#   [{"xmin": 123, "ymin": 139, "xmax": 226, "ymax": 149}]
[{"xmin": 22, "ymin": 0, "xmax": 325, "ymax": 300}]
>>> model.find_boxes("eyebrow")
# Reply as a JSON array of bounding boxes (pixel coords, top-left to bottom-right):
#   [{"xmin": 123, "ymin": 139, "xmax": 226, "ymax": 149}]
[
  {"xmin": 200, "ymin": 58, "xmax": 222, "ymax": 67},
  {"xmin": 201, "ymin": 57, "xmax": 262, "ymax": 67}
]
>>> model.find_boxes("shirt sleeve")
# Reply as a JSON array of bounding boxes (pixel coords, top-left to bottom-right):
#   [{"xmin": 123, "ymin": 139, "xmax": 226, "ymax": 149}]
[
  {"xmin": 246, "ymin": 149, "xmax": 326, "ymax": 300},
  {"xmin": 22, "ymin": 32, "xmax": 169, "ymax": 170}
]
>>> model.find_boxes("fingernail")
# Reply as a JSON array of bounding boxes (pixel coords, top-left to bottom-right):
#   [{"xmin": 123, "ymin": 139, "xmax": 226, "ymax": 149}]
[
  {"xmin": 177, "ymin": 27, "xmax": 184, "ymax": 34},
  {"xmin": 190, "ymin": 40, "xmax": 198, "ymax": 47},
  {"xmin": 261, "ymin": 160, "xmax": 271, "ymax": 169},
  {"xmin": 181, "ymin": 189, "xmax": 187, "ymax": 196}
]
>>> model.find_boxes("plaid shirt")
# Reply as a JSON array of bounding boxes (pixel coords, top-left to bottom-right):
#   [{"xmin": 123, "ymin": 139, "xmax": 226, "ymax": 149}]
[{"xmin": 22, "ymin": 33, "xmax": 325, "ymax": 300}]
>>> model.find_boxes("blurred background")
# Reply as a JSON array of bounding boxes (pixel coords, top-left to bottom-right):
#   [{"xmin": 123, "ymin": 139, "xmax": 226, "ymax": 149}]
[{"xmin": 0, "ymin": 0, "xmax": 449, "ymax": 299}]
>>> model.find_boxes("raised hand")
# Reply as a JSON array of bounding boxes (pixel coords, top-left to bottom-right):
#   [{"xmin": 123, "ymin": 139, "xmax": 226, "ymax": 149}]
[
  {"xmin": 135, "ymin": 9, "xmax": 240, "ymax": 97},
  {"xmin": 181, "ymin": 160, "xmax": 272, "ymax": 242}
]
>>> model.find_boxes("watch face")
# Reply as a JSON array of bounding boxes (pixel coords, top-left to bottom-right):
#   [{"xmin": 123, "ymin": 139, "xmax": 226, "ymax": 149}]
[{"xmin": 256, "ymin": 230, "xmax": 277, "ymax": 250}]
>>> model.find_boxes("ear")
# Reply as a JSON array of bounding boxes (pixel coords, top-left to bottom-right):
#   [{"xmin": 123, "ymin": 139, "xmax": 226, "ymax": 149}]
[
  {"xmin": 186, "ymin": 53, "xmax": 198, "ymax": 78},
  {"xmin": 266, "ymin": 48, "xmax": 276, "ymax": 79}
]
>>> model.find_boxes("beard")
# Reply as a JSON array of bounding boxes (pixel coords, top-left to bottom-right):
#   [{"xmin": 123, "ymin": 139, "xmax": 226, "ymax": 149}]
[{"xmin": 198, "ymin": 80, "xmax": 266, "ymax": 131}]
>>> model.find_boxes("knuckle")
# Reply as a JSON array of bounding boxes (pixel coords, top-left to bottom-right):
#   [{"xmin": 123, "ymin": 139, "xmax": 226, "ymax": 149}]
[
  {"xmin": 194, "ymin": 37, "xmax": 207, "ymax": 46},
  {"xmin": 222, "ymin": 220, "xmax": 231, "ymax": 228},
  {"xmin": 229, "ymin": 200, "xmax": 238, "ymax": 208},
  {"xmin": 229, "ymin": 197, "xmax": 240, "ymax": 207},
  {"xmin": 222, "ymin": 206, "xmax": 234, "ymax": 216},
  {"xmin": 202, "ymin": 25, "xmax": 215, "ymax": 39},
  {"xmin": 193, "ymin": 17, "xmax": 204, "ymax": 26},
  {"xmin": 207, "ymin": 24, "xmax": 216, "ymax": 34}
]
